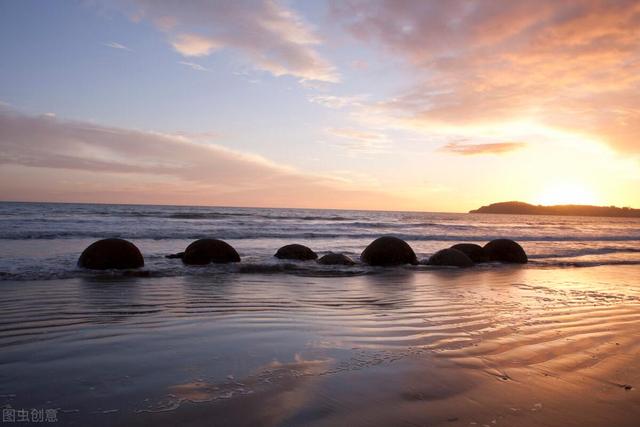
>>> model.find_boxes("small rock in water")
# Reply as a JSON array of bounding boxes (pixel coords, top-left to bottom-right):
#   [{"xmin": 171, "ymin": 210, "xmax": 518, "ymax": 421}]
[
  {"xmin": 183, "ymin": 239, "xmax": 241, "ymax": 265},
  {"xmin": 274, "ymin": 244, "xmax": 318, "ymax": 261},
  {"xmin": 165, "ymin": 252, "xmax": 184, "ymax": 259},
  {"xmin": 450, "ymin": 243, "xmax": 489, "ymax": 263},
  {"xmin": 428, "ymin": 248, "xmax": 474, "ymax": 268},
  {"xmin": 484, "ymin": 239, "xmax": 528, "ymax": 263},
  {"xmin": 317, "ymin": 252, "xmax": 355, "ymax": 265}
]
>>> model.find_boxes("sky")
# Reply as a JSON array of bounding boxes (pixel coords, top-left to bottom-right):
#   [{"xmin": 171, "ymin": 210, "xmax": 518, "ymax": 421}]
[{"xmin": 0, "ymin": 0, "xmax": 639, "ymax": 212}]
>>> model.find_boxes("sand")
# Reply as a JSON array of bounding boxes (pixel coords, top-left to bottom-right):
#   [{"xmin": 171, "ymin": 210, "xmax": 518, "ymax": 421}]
[{"xmin": 1, "ymin": 265, "xmax": 640, "ymax": 426}]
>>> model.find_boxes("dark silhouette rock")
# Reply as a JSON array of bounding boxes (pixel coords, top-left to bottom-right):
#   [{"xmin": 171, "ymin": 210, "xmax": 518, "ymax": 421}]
[
  {"xmin": 183, "ymin": 239, "xmax": 240, "ymax": 265},
  {"xmin": 165, "ymin": 252, "xmax": 184, "ymax": 259},
  {"xmin": 428, "ymin": 248, "xmax": 474, "ymax": 268},
  {"xmin": 470, "ymin": 201, "xmax": 640, "ymax": 218},
  {"xmin": 318, "ymin": 252, "xmax": 356, "ymax": 265},
  {"xmin": 274, "ymin": 244, "xmax": 318, "ymax": 261},
  {"xmin": 360, "ymin": 236, "xmax": 418, "ymax": 266},
  {"xmin": 484, "ymin": 239, "xmax": 528, "ymax": 263},
  {"xmin": 450, "ymin": 243, "xmax": 488, "ymax": 263},
  {"xmin": 78, "ymin": 238, "xmax": 144, "ymax": 270}
]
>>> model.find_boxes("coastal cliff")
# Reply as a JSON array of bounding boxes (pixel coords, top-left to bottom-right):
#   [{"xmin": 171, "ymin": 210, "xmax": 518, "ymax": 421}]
[{"xmin": 470, "ymin": 201, "xmax": 640, "ymax": 218}]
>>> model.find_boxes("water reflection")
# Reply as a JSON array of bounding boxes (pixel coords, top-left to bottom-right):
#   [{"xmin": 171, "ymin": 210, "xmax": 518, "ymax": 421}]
[{"xmin": 80, "ymin": 276, "xmax": 150, "ymax": 324}]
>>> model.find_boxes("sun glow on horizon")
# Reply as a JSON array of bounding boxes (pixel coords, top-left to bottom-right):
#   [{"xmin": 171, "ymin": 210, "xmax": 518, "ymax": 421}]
[{"xmin": 534, "ymin": 182, "xmax": 601, "ymax": 206}]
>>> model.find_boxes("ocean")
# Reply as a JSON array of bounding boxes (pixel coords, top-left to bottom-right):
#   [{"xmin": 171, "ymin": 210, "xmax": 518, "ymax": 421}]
[
  {"xmin": 2, "ymin": 202, "xmax": 640, "ymax": 426},
  {"xmin": 1, "ymin": 201, "xmax": 640, "ymax": 281}
]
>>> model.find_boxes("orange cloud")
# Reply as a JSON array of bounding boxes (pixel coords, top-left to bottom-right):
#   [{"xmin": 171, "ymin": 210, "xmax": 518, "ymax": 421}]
[
  {"xmin": 332, "ymin": 0, "xmax": 640, "ymax": 153},
  {"xmin": 441, "ymin": 142, "xmax": 526, "ymax": 156}
]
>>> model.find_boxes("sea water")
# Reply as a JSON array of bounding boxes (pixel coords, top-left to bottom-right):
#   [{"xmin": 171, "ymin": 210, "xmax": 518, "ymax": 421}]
[
  {"xmin": 1, "ymin": 201, "xmax": 639, "ymax": 281},
  {"xmin": 1, "ymin": 202, "xmax": 640, "ymax": 426}
]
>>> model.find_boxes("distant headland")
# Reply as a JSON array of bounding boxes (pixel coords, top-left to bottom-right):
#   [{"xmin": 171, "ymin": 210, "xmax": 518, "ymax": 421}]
[{"xmin": 470, "ymin": 201, "xmax": 640, "ymax": 218}]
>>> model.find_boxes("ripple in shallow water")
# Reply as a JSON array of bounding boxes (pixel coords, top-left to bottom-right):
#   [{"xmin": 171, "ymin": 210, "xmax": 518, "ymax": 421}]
[{"xmin": 1, "ymin": 266, "xmax": 640, "ymax": 426}]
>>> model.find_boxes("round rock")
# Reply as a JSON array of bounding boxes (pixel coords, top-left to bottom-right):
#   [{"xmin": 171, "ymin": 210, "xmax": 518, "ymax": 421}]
[
  {"xmin": 360, "ymin": 236, "xmax": 418, "ymax": 266},
  {"xmin": 183, "ymin": 239, "xmax": 241, "ymax": 265},
  {"xmin": 274, "ymin": 244, "xmax": 317, "ymax": 261},
  {"xmin": 318, "ymin": 252, "xmax": 356, "ymax": 265},
  {"xmin": 450, "ymin": 243, "xmax": 489, "ymax": 263},
  {"xmin": 428, "ymin": 248, "xmax": 474, "ymax": 268},
  {"xmin": 483, "ymin": 239, "xmax": 528, "ymax": 263},
  {"xmin": 78, "ymin": 238, "xmax": 144, "ymax": 270}
]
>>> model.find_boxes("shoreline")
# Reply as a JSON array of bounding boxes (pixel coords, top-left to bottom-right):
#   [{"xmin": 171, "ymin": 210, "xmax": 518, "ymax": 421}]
[{"xmin": 4, "ymin": 258, "xmax": 640, "ymax": 283}]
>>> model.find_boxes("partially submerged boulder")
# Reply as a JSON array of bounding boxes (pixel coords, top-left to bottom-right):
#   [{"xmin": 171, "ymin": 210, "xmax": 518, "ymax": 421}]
[
  {"xmin": 427, "ymin": 248, "xmax": 474, "ymax": 268},
  {"xmin": 274, "ymin": 244, "xmax": 318, "ymax": 261},
  {"xmin": 360, "ymin": 236, "xmax": 418, "ymax": 266},
  {"xmin": 78, "ymin": 238, "xmax": 144, "ymax": 270},
  {"xmin": 484, "ymin": 239, "xmax": 528, "ymax": 263},
  {"xmin": 450, "ymin": 243, "xmax": 488, "ymax": 263},
  {"xmin": 183, "ymin": 239, "xmax": 240, "ymax": 265},
  {"xmin": 318, "ymin": 252, "xmax": 356, "ymax": 265}
]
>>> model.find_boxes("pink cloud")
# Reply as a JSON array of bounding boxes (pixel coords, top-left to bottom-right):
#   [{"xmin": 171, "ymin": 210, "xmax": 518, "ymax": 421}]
[
  {"xmin": 171, "ymin": 34, "xmax": 221, "ymax": 57},
  {"xmin": 0, "ymin": 110, "xmax": 408, "ymax": 209}
]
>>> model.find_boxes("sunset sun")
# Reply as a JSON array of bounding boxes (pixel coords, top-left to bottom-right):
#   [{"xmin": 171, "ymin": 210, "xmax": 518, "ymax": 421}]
[{"xmin": 535, "ymin": 182, "xmax": 600, "ymax": 206}]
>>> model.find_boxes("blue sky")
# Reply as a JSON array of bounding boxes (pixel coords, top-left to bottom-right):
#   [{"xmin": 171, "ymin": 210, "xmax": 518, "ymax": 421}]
[
  {"xmin": 1, "ymin": 1, "xmax": 639, "ymax": 210},
  {"xmin": 0, "ymin": 1, "xmax": 406, "ymax": 171}
]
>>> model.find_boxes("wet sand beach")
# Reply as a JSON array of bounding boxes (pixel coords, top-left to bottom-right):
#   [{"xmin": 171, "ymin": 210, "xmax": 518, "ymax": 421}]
[{"xmin": 2, "ymin": 265, "xmax": 640, "ymax": 426}]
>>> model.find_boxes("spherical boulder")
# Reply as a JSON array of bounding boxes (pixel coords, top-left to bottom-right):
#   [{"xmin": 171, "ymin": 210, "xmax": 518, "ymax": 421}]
[
  {"xmin": 450, "ymin": 243, "xmax": 489, "ymax": 263},
  {"xmin": 318, "ymin": 252, "xmax": 356, "ymax": 265},
  {"xmin": 427, "ymin": 248, "xmax": 474, "ymax": 268},
  {"xmin": 360, "ymin": 236, "xmax": 418, "ymax": 266},
  {"xmin": 78, "ymin": 238, "xmax": 144, "ymax": 270},
  {"xmin": 182, "ymin": 239, "xmax": 240, "ymax": 265},
  {"xmin": 274, "ymin": 244, "xmax": 317, "ymax": 261},
  {"xmin": 483, "ymin": 239, "xmax": 528, "ymax": 263}
]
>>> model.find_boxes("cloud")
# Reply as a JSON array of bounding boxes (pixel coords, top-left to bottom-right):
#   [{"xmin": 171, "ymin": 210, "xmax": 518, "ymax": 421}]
[
  {"xmin": 326, "ymin": 128, "xmax": 390, "ymax": 154},
  {"xmin": 170, "ymin": 130, "xmax": 221, "ymax": 141},
  {"xmin": 178, "ymin": 61, "xmax": 209, "ymax": 71},
  {"xmin": 441, "ymin": 141, "xmax": 526, "ymax": 156},
  {"xmin": 171, "ymin": 34, "xmax": 220, "ymax": 57},
  {"xmin": 104, "ymin": 41, "xmax": 132, "ymax": 51},
  {"xmin": 331, "ymin": 0, "xmax": 640, "ymax": 153},
  {"xmin": 0, "ymin": 110, "xmax": 408, "ymax": 209},
  {"xmin": 112, "ymin": 0, "xmax": 338, "ymax": 82},
  {"xmin": 308, "ymin": 94, "xmax": 367, "ymax": 109},
  {"xmin": 350, "ymin": 59, "xmax": 368, "ymax": 70}
]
